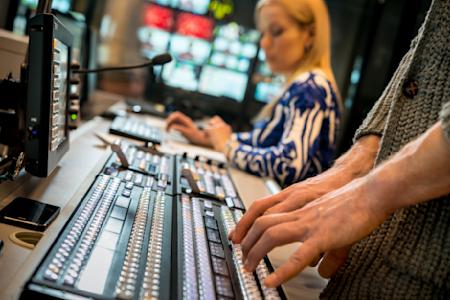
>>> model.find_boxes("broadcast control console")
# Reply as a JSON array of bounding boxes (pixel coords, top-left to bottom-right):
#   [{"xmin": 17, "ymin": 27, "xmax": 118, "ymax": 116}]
[{"xmin": 21, "ymin": 144, "xmax": 286, "ymax": 300}]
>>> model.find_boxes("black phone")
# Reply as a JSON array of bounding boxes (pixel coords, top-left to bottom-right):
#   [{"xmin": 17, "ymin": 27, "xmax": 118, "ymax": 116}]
[{"xmin": 0, "ymin": 197, "xmax": 60, "ymax": 231}]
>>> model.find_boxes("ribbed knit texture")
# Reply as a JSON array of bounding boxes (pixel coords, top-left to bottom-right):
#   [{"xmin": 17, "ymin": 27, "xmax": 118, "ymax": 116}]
[
  {"xmin": 322, "ymin": 0, "xmax": 450, "ymax": 298},
  {"xmin": 441, "ymin": 102, "xmax": 450, "ymax": 141}
]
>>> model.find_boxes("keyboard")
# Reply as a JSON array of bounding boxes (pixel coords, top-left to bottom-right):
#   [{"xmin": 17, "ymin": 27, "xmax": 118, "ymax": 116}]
[
  {"xmin": 22, "ymin": 146, "xmax": 286, "ymax": 299},
  {"xmin": 109, "ymin": 116, "xmax": 163, "ymax": 145}
]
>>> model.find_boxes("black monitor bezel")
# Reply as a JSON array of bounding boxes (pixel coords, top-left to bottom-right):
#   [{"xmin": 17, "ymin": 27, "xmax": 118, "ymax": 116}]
[{"xmin": 25, "ymin": 13, "xmax": 72, "ymax": 177}]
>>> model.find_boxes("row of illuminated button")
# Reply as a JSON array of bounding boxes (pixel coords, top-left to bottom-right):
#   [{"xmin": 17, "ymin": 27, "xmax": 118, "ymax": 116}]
[
  {"xmin": 221, "ymin": 207, "xmax": 262, "ymax": 299},
  {"xmin": 181, "ymin": 194, "xmax": 199, "ymax": 299},
  {"xmin": 195, "ymin": 198, "xmax": 236, "ymax": 299},
  {"xmin": 43, "ymin": 176, "xmax": 118, "ymax": 283},
  {"xmin": 62, "ymin": 177, "xmax": 119, "ymax": 286},
  {"xmin": 192, "ymin": 198, "xmax": 216, "ymax": 299},
  {"xmin": 233, "ymin": 210, "xmax": 281, "ymax": 300},
  {"xmin": 121, "ymin": 146, "xmax": 171, "ymax": 190},
  {"xmin": 140, "ymin": 190, "xmax": 166, "ymax": 299},
  {"xmin": 115, "ymin": 188, "xmax": 151, "ymax": 299}
]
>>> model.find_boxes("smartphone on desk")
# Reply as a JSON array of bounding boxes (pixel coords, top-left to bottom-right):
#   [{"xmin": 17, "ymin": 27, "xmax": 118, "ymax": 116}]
[{"xmin": 0, "ymin": 197, "xmax": 60, "ymax": 231}]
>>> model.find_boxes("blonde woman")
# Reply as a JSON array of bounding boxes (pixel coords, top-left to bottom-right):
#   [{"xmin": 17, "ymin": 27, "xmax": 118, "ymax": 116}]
[{"xmin": 167, "ymin": 0, "xmax": 341, "ymax": 187}]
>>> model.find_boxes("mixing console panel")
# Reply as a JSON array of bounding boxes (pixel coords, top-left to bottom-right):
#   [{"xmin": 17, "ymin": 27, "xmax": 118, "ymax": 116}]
[
  {"xmin": 177, "ymin": 153, "xmax": 245, "ymax": 210},
  {"xmin": 22, "ymin": 144, "xmax": 286, "ymax": 299},
  {"xmin": 102, "ymin": 143, "xmax": 175, "ymax": 195},
  {"xmin": 177, "ymin": 194, "xmax": 283, "ymax": 299}
]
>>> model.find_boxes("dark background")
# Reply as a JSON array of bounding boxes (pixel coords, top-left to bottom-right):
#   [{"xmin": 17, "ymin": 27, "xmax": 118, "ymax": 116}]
[{"xmin": 0, "ymin": 0, "xmax": 432, "ymax": 155}]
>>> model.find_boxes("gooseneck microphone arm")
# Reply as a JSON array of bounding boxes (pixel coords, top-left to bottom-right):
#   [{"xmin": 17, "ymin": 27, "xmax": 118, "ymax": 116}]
[{"xmin": 73, "ymin": 53, "xmax": 172, "ymax": 74}]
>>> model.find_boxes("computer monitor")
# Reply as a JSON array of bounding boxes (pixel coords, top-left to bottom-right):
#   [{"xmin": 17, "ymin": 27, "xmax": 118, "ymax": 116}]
[
  {"xmin": 151, "ymin": 0, "xmax": 211, "ymax": 15},
  {"xmin": 175, "ymin": 12, "xmax": 214, "ymax": 40},
  {"xmin": 143, "ymin": 4, "xmax": 174, "ymax": 31},
  {"xmin": 25, "ymin": 13, "xmax": 72, "ymax": 177},
  {"xmin": 198, "ymin": 65, "xmax": 248, "ymax": 101},
  {"xmin": 253, "ymin": 50, "xmax": 283, "ymax": 103}
]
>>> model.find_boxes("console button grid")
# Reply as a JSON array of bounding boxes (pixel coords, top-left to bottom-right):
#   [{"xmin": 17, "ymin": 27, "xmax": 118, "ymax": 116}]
[
  {"xmin": 30, "ymin": 173, "xmax": 172, "ymax": 299},
  {"xmin": 178, "ymin": 155, "xmax": 245, "ymax": 210},
  {"xmin": 25, "ymin": 151, "xmax": 284, "ymax": 300},
  {"xmin": 109, "ymin": 116, "xmax": 163, "ymax": 145},
  {"xmin": 102, "ymin": 144, "xmax": 175, "ymax": 195},
  {"xmin": 179, "ymin": 195, "xmax": 284, "ymax": 300}
]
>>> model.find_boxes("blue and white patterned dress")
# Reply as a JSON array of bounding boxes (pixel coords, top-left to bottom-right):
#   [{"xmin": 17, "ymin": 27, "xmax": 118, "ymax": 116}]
[{"xmin": 226, "ymin": 70, "xmax": 340, "ymax": 187}]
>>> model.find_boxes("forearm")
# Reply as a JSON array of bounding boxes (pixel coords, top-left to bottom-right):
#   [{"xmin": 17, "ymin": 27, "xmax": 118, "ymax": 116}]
[
  {"xmin": 366, "ymin": 122, "xmax": 450, "ymax": 216},
  {"xmin": 301, "ymin": 135, "xmax": 381, "ymax": 194}
]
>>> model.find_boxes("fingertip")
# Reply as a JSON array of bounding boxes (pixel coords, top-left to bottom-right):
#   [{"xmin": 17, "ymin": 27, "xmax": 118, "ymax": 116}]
[
  {"xmin": 227, "ymin": 229, "xmax": 234, "ymax": 240},
  {"xmin": 264, "ymin": 274, "xmax": 279, "ymax": 288},
  {"xmin": 244, "ymin": 259, "xmax": 255, "ymax": 272}
]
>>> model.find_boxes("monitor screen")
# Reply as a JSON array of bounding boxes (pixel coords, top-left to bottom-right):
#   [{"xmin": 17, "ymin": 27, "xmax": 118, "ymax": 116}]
[
  {"xmin": 143, "ymin": 4, "xmax": 174, "ymax": 31},
  {"xmin": 138, "ymin": 7, "xmax": 261, "ymax": 103},
  {"xmin": 151, "ymin": 0, "xmax": 210, "ymax": 15},
  {"xmin": 162, "ymin": 60, "xmax": 199, "ymax": 91},
  {"xmin": 175, "ymin": 13, "xmax": 214, "ymax": 40},
  {"xmin": 198, "ymin": 65, "xmax": 248, "ymax": 101},
  {"xmin": 253, "ymin": 50, "xmax": 283, "ymax": 103},
  {"xmin": 51, "ymin": 38, "xmax": 69, "ymax": 151},
  {"xmin": 178, "ymin": 0, "xmax": 210, "ymax": 15},
  {"xmin": 215, "ymin": 23, "xmax": 260, "ymax": 44},
  {"xmin": 138, "ymin": 27, "xmax": 171, "ymax": 59},
  {"xmin": 169, "ymin": 34, "xmax": 211, "ymax": 64},
  {"xmin": 254, "ymin": 81, "xmax": 282, "ymax": 103}
]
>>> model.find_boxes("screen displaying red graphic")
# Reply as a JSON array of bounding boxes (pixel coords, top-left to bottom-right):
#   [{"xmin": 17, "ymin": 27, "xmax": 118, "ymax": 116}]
[
  {"xmin": 175, "ymin": 13, "xmax": 214, "ymax": 40},
  {"xmin": 143, "ymin": 4, "xmax": 174, "ymax": 31}
]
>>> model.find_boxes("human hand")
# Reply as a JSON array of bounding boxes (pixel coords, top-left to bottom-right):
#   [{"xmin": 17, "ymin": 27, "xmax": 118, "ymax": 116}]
[
  {"xmin": 228, "ymin": 135, "xmax": 382, "ymax": 245},
  {"xmin": 204, "ymin": 116, "xmax": 233, "ymax": 152},
  {"xmin": 238, "ymin": 177, "xmax": 390, "ymax": 288},
  {"xmin": 166, "ymin": 111, "xmax": 211, "ymax": 147},
  {"xmin": 228, "ymin": 178, "xmax": 332, "ymax": 244}
]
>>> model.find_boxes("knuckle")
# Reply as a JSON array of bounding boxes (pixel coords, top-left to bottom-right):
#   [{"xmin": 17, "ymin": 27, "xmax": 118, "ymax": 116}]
[
  {"xmin": 254, "ymin": 216, "xmax": 265, "ymax": 229},
  {"xmin": 264, "ymin": 227, "xmax": 278, "ymax": 241}
]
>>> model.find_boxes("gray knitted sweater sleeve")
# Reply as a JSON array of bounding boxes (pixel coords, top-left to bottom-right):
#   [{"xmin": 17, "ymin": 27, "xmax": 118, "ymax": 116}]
[
  {"xmin": 353, "ymin": 45, "xmax": 416, "ymax": 142},
  {"xmin": 441, "ymin": 101, "xmax": 450, "ymax": 142}
]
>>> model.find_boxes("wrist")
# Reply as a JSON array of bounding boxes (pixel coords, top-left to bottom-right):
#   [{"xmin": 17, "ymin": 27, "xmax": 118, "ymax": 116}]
[
  {"xmin": 363, "ymin": 171, "xmax": 397, "ymax": 219},
  {"xmin": 222, "ymin": 137, "xmax": 236, "ymax": 158}
]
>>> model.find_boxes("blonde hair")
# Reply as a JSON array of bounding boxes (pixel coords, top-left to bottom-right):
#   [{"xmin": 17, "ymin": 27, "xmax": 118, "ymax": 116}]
[{"xmin": 255, "ymin": 0, "xmax": 341, "ymax": 120}]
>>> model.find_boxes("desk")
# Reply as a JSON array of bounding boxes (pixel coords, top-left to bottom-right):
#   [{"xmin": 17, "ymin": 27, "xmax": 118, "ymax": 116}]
[{"xmin": 0, "ymin": 111, "xmax": 327, "ymax": 299}]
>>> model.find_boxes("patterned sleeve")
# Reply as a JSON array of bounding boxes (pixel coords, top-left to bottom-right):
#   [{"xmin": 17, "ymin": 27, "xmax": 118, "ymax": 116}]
[{"xmin": 225, "ymin": 75, "xmax": 338, "ymax": 186}]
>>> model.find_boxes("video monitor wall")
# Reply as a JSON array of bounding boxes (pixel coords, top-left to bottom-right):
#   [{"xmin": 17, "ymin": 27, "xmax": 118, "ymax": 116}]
[{"xmin": 138, "ymin": 1, "xmax": 261, "ymax": 102}]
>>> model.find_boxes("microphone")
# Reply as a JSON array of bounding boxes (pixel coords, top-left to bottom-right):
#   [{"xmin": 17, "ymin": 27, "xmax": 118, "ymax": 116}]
[{"xmin": 73, "ymin": 53, "xmax": 172, "ymax": 74}]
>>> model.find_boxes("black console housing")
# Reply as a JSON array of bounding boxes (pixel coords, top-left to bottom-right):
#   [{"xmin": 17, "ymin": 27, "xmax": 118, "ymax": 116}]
[{"xmin": 25, "ymin": 14, "xmax": 72, "ymax": 177}]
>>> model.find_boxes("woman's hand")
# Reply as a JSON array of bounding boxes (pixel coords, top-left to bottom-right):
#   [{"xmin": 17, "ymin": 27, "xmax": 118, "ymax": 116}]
[
  {"xmin": 239, "ymin": 176, "xmax": 391, "ymax": 288},
  {"xmin": 205, "ymin": 116, "xmax": 233, "ymax": 152},
  {"xmin": 166, "ymin": 112, "xmax": 211, "ymax": 147}
]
